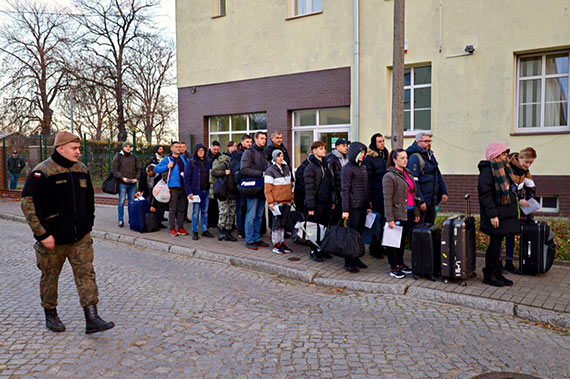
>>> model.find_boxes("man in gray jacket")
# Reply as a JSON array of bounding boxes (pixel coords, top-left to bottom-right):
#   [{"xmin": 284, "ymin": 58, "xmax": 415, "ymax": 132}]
[{"xmin": 112, "ymin": 141, "xmax": 141, "ymax": 227}]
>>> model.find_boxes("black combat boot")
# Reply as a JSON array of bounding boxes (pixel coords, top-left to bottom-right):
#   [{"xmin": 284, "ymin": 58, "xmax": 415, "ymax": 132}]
[
  {"xmin": 224, "ymin": 229, "xmax": 237, "ymax": 241},
  {"xmin": 217, "ymin": 227, "xmax": 226, "ymax": 241},
  {"xmin": 83, "ymin": 305, "xmax": 115, "ymax": 335},
  {"xmin": 44, "ymin": 308, "xmax": 65, "ymax": 332},
  {"xmin": 482, "ymin": 267, "xmax": 505, "ymax": 287},
  {"xmin": 504, "ymin": 259, "xmax": 522, "ymax": 275}
]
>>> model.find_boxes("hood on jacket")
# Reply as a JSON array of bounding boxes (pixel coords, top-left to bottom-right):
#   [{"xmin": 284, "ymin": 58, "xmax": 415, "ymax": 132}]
[
  {"xmin": 347, "ymin": 142, "xmax": 367, "ymax": 163},
  {"xmin": 332, "ymin": 149, "xmax": 346, "ymax": 160},
  {"xmin": 193, "ymin": 143, "xmax": 207, "ymax": 159},
  {"xmin": 153, "ymin": 144, "xmax": 162, "ymax": 154},
  {"xmin": 477, "ymin": 160, "xmax": 491, "ymax": 172},
  {"xmin": 405, "ymin": 140, "xmax": 425, "ymax": 156}
]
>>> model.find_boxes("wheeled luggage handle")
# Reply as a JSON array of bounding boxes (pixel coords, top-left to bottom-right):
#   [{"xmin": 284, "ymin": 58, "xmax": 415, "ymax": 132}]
[{"xmin": 464, "ymin": 194, "xmax": 471, "ymax": 217}]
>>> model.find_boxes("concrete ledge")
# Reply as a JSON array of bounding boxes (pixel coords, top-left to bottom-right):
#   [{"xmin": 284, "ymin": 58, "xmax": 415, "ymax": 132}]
[
  {"xmin": 117, "ymin": 235, "xmax": 136, "ymax": 245},
  {"xmin": 406, "ymin": 286, "xmax": 515, "ymax": 317},
  {"xmin": 194, "ymin": 249, "xmax": 233, "ymax": 265},
  {"xmin": 515, "ymin": 304, "xmax": 570, "ymax": 329},
  {"xmin": 230, "ymin": 256, "xmax": 316, "ymax": 283},
  {"xmin": 91, "ymin": 230, "xmax": 107, "ymax": 239},
  {"xmin": 133, "ymin": 238, "xmax": 172, "ymax": 252},
  {"xmin": 0, "ymin": 213, "xmax": 25, "ymax": 223},
  {"xmin": 104, "ymin": 232, "xmax": 121, "ymax": 242},
  {"xmin": 313, "ymin": 277, "xmax": 406, "ymax": 295},
  {"xmin": 168, "ymin": 245, "xmax": 196, "ymax": 257}
]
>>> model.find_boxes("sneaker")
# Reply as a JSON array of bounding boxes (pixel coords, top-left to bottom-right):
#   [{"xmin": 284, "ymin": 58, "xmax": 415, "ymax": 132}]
[
  {"xmin": 272, "ymin": 243, "xmax": 285, "ymax": 254},
  {"xmin": 169, "ymin": 228, "xmax": 178, "ymax": 237},
  {"xmin": 309, "ymin": 251, "xmax": 323, "ymax": 262},
  {"xmin": 238, "ymin": 231, "xmax": 245, "ymax": 238},
  {"xmin": 192, "ymin": 232, "xmax": 199, "ymax": 240},
  {"xmin": 177, "ymin": 227, "xmax": 188, "ymax": 236},
  {"xmin": 256, "ymin": 240, "xmax": 269, "ymax": 248},
  {"xmin": 390, "ymin": 269, "xmax": 406, "ymax": 279},
  {"xmin": 118, "ymin": 221, "xmax": 124, "ymax": 228},
  {"xmin": 246, "ymin": 242, "xmax": 259, "ymax": 250},
  {"xmin": 280, "ymin": 243, "xmax": 293, "ymax": 253},
  {"xmin": 202, "ymin": 230, "xmax": 214, "ymax": 238},
  {"xmin": 399, "ymin": 265, "xmax": 413, "ymax": 275}
]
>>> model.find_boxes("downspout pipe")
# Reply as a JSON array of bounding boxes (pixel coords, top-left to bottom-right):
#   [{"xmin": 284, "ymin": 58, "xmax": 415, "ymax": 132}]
[{"xmin": 353, "ymin": 0, "xmax": 359, "ymax": 141}]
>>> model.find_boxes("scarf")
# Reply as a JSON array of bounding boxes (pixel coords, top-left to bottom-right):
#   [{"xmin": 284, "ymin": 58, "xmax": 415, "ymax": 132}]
[{"xmin": 490, "ymin": 158, "xmax": 513, "ymax": 205}]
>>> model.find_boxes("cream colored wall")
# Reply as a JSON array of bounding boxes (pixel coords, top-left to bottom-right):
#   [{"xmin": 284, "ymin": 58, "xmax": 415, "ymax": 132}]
[
  {"xmin": 358, "ymin": 0, "xmax": 570, "ymax": 175},
  {"xmin": 176, "ymin": 0, "xmax": 353, "ymax": 87},
  {"xmin": 177, "ymin": 0, "xmax": 570, "ymax": 175}
]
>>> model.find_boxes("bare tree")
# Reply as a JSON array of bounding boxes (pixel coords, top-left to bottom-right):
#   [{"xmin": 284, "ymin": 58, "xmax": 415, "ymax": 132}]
[
  {"xmin": 127, "ymin": 36, "xmax": 175, "ymax": 144},
  {"xmin": 0, "ymin": 0, "xmax": 72, "ymax": 135},
  {"xmin": 72, "ymin": 0, "xmax": 159, "ymax": 142}
]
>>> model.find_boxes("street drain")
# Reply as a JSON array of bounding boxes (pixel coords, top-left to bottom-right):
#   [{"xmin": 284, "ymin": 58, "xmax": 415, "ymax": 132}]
[{"xmin": 287, "ymin": 257, "xmax": 301, "ymax": 261}]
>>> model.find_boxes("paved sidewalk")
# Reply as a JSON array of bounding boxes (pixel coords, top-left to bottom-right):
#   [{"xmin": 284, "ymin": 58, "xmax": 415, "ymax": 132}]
[{"xmin": 1, "ymin": 198, "xmax": 569, "ymax": 328}]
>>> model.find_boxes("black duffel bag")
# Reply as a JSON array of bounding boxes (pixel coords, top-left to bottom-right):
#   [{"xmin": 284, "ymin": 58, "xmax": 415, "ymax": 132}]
[
  {"xmin": 101, "ymin": 172, "xmax": 119, "ymax": 194},
  {"xmin": 213, "ymin": 177, "xmax": 229, "ymax": 201},
  {"xmin": 237, "ymin": 176, "xmax": 264, "ymax": 197},
  {"xmin": 320, "ymin": 221, "xmax": 365, "ymax": 259}
]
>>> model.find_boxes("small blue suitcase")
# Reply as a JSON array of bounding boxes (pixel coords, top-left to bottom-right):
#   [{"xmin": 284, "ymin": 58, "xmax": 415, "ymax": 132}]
[{"xmin": 128, "ymin": 198, "xmax": 150, "ymax": 232}]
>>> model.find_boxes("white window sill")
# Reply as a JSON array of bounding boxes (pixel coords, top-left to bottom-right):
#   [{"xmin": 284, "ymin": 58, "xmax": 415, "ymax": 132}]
[{"xmin": 286, "ymin": 11, "xmax": 323, "ymax": 20}]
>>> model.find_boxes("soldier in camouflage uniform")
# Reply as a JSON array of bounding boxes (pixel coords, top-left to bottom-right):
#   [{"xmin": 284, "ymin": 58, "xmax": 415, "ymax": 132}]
[
  {"xmin": 21, "ymin": 131, "xmax": 115, "ymax": 334},
  {"xmin": 210, "ymin": 141, "xmax": 238, "ymax": 241}
]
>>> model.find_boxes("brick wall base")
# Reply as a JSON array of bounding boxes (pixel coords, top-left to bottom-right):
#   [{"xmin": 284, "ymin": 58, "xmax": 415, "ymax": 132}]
[{"xmin": 439, "ymin": 175, "xmax": 570, "ymax": 217}]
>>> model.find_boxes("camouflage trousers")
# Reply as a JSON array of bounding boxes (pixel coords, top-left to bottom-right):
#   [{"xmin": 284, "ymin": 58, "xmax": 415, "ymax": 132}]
[
  {"xmin": 217, "ymin": 199, "xmax": 236, "ymax": 230},
  {"xmin": 34, "ymin": 233, "xmax": 99, "ymax": 309}
]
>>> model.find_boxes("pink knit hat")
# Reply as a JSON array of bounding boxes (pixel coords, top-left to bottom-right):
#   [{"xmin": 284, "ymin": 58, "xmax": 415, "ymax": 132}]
[{"xmin": 485, "ymin": 142, "xmax": 510, "ymax": 161}]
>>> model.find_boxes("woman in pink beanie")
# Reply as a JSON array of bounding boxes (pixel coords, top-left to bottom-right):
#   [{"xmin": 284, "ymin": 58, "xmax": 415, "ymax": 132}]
[{"xmin": 477, "ymin": 142, "xmax": 519, "ymax": 287}]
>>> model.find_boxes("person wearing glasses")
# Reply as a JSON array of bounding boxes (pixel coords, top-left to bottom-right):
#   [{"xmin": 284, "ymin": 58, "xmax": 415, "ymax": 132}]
[
  {"xmin": 406, "ymin": 132, "xmax": 448, "ymax": 224},
  {"xmin": 478, "ymin": 143, "xmax": 518, "ymax": 287}
]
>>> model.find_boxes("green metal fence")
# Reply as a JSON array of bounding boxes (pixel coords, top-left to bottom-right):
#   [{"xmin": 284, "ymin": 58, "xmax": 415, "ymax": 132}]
[{"xmin": 1, "ymin": 131, "xmax": 171, "ymax": 189}]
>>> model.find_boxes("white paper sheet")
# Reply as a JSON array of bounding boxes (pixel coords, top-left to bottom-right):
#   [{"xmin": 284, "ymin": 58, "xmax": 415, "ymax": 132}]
[
  {"xmin": 188, "ymin": 195, "xmax": 201, "ymax": 203},
  {"xmin": 520, "ymin": 198, "xmax": 541, "ymax": 215},
  {"xmin": 381, "ymin": 223, "xmax": 403, "ymax": 248},
  {"xmin": 270, "ymin": 204, "xmax": 281, "ymax": 216},
  {"xmin": 364, "ymin": 212, "xmax": 376, "ymax": 229}
]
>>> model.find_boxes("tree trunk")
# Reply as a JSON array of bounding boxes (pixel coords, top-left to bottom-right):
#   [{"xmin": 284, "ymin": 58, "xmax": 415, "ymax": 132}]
[{"xmin": 390, "ymin": 0, "xmax": 405, "ymax": 149}]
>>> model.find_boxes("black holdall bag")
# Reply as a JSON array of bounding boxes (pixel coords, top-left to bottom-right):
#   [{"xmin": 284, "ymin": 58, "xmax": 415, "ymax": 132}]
[
  {"xmin": 213, "ymin": 176, "xmax": 229, "ymax": 201},
  {"xmin": 142, "ymin": 212, "xmax": 160, "ymax": 233},
  {"xmin": 237, "ymin": 176, "xmax": 264, "ymax": 197},
  {"xmin": 320, "ymin": 220, "xmax": 365, "ymax": 259},
  {"xmin": 101, "ymin": 172, "xmax": 119, "ymax": 194}
]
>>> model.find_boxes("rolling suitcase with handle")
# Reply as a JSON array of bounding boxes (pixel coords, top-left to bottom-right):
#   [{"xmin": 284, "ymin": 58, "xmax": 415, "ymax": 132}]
[
  {"xmin": 520, "ymin": 221, "xmax": 556, "ymax": 275},
  {"xmin": 441, "ymin": 194, "xmax": 477, "ymax": 286},
  {"xmin": 411, "ymin": 223, "xmax": 441, "ymax": 281},
  {"xmin": 128, "ymin": 197, "xmax": 150, "ymax": 232}
]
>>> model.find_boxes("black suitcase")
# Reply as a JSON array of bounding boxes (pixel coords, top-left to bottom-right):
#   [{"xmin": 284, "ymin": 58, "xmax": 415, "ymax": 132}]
[
  {"xmin": 411, "ymin": 224, "xmax": 441, "ymax": 281},
  {"xmin": 520, "ymin": 221, "xmax": 556, "ymax": 275},
  {"xmin": 441, "ymin": 194, "xmax": 477, "ymax": 286}
]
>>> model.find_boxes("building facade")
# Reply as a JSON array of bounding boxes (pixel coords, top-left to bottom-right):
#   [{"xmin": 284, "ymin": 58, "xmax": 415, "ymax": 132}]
[{"xmin": 176, "ymin": 0, "xmax": 570, "ymax": 216}]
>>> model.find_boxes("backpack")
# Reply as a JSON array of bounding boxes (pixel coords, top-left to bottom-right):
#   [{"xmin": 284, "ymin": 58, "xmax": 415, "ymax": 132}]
[
  {"xmin": 232, "ymin": 154, "xmax": 243, "ymax": 186},
  {"xmin": 411, "ymin": 153, "xmax": 425, "ymax": 174}
]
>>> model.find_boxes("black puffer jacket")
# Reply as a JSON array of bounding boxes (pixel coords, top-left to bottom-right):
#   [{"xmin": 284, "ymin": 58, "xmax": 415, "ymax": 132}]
[
  {"xmin": 303, "ymin": 154, "xmax": 334, "ymax": 211},
  {"xmin": 477, "ymin": 160, "xmax": 519, "ymax": 236},
  {"xmin": 294, "ymin": 157, "xmax": 311, "ymax": 213},
  {"xmin": 341, "ymin": 142, "xmax": 369, "ymax": 211},
  {"xmin": 325, "ymin": 149, "xmax": 345, "ymax": 205},
  {"xmin": 363, "ymin": 135, "xmax": 388, "ymax": 213},
  {"xmin": 240, "ymin": 143, "xmax": 268, "ymax": 198}
]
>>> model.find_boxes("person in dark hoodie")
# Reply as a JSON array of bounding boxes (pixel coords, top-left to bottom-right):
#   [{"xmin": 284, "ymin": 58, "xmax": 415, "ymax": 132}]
[
  {"xmin": 341, "ymin": 141, "xmax": 370, "ymax": 273},
  {"xmin": 137, "ymin": 164, "xmax": 166, "ymax": 228},
  {"xmin": 293, "ymin": 150, "xmax": 312, "ymax": 215},
  {"xmin": 405, "ymin": 133, "xmax": 448, "ymax": 224},
  {"xmin": 363, "ymin": 133, "xmax": 389, "ymax": 258},
  {"xmin": 210, "ymin": 141, "xmax": 238, "ymax": 242},
  {"xmin": 326, "ymin": 138, "xmax": 349, "ymax": 225},
  {"xmin": 184, "ymin": 144, "xmax": 213, "ymax": 240},
  {"xmin": 478, "ymin": 142, "xmax": 518, "ymax": 287},
  {"xmin": 264, "ymin": 131, "xmax": 292, "ymax": 167},
  {"xmin": 148, "ymin": 144, "xmax": 165, "ymax": 166},
  {"xmin": 231, "ymin": 134, "xmax": 253, "ymax": 238},
  {"xmin": 304, "ymin": 140, "xmax": 335, "ymax": 262}
]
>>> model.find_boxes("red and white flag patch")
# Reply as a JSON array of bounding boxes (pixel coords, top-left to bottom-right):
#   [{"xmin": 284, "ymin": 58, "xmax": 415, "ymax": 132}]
[{"xmin": 34, "ymin": 172, "xmax": 42, "ymax": 177}]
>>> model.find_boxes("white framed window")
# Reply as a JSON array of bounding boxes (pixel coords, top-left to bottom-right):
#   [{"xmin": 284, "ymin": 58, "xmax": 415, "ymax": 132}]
[
  {"xmin": 535, "ymin": 196, "xmax": 559, "ymax": 213},
  {"xmin": 208, "ymin": 112, "xmax": 267, "ymax": 148},
  {"xmin": 289, "ymin": 0, "xmax": 322, "ymax": 18},
  {"xmin": 403, "ymin": 65, "xmax": 432, "ymax": 134},
  {"xmin": 292, "ymin": 107, "xmax": 350, "ymax": 168},
  {"xmin": 212, "ymin": 0, "xmax": 226, "ymax": 17},
  {"xmin": 516, "ymin": 51, "xmax": 569, "ymax": 132}
]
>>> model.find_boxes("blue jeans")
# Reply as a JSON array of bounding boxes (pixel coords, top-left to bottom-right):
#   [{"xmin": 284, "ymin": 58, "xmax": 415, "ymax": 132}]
[
  {"xmin": 245, "ymin": 197, "xmax": 265, "ymax": 244},
  {"xmin": 236, "ymin": 192, "xmax": 244, "ymax": 231},
  {"xmin": 192, "ymin": 189, "xmax": 210, "ymax": 232},
  {"xmin": 9, "ymin": 173, "xmax": 20, "ymax": 190},
  {"xmin": 118, "ymin": 183, "xmax": 137, "ymax": 222},
  {"xmin": 500, "ymin": 235, "xmax": 515, "ymax": 260}
]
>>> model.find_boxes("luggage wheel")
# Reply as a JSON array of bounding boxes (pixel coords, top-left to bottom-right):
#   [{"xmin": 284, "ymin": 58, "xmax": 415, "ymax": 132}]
[
  {"xmin": 443, "ymin": 278, "xmax": 449, "ymax": 284},
  {"xmin": 413, "ymin": 274, "xmax": 417, "ymax": 280},
  {"xmin": 470, "ymin": 272, "xmax": 477, "ymax": 278},
  {"xmin": 460, "ymin": 280, "xmax": 467, "ymax": 287},
  {"xmin": 429, "ymin": 275, "xmax": 436, "ymax": 282}
]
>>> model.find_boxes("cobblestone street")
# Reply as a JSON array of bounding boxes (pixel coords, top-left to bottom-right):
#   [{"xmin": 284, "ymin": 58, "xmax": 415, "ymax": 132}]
[{"xmin": 1, "ymin": 218, "xmax": 569, "ymax": 378}]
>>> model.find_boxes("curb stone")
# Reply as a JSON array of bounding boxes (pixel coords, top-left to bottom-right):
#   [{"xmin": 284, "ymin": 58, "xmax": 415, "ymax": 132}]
[
  {"xmin": 515, "ymin": 304, "xmax": 570, "ymax": 329},
  {"xmin": 312, "ymin": 277, "xmax": 407, "ymax": 295},
  {"xmin": 406, "ymin": 286, "xmax": 514, "ymax": 317},
  {"xmin": 1, "ymin": 211, "xmax": 568, "ymax": 329}
]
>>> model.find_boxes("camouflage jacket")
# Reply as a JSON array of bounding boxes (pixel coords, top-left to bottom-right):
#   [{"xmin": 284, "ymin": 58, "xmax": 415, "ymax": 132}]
[{"xmin": 21, "ymin": 151, "xmax": 95, "ymax": 244}]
